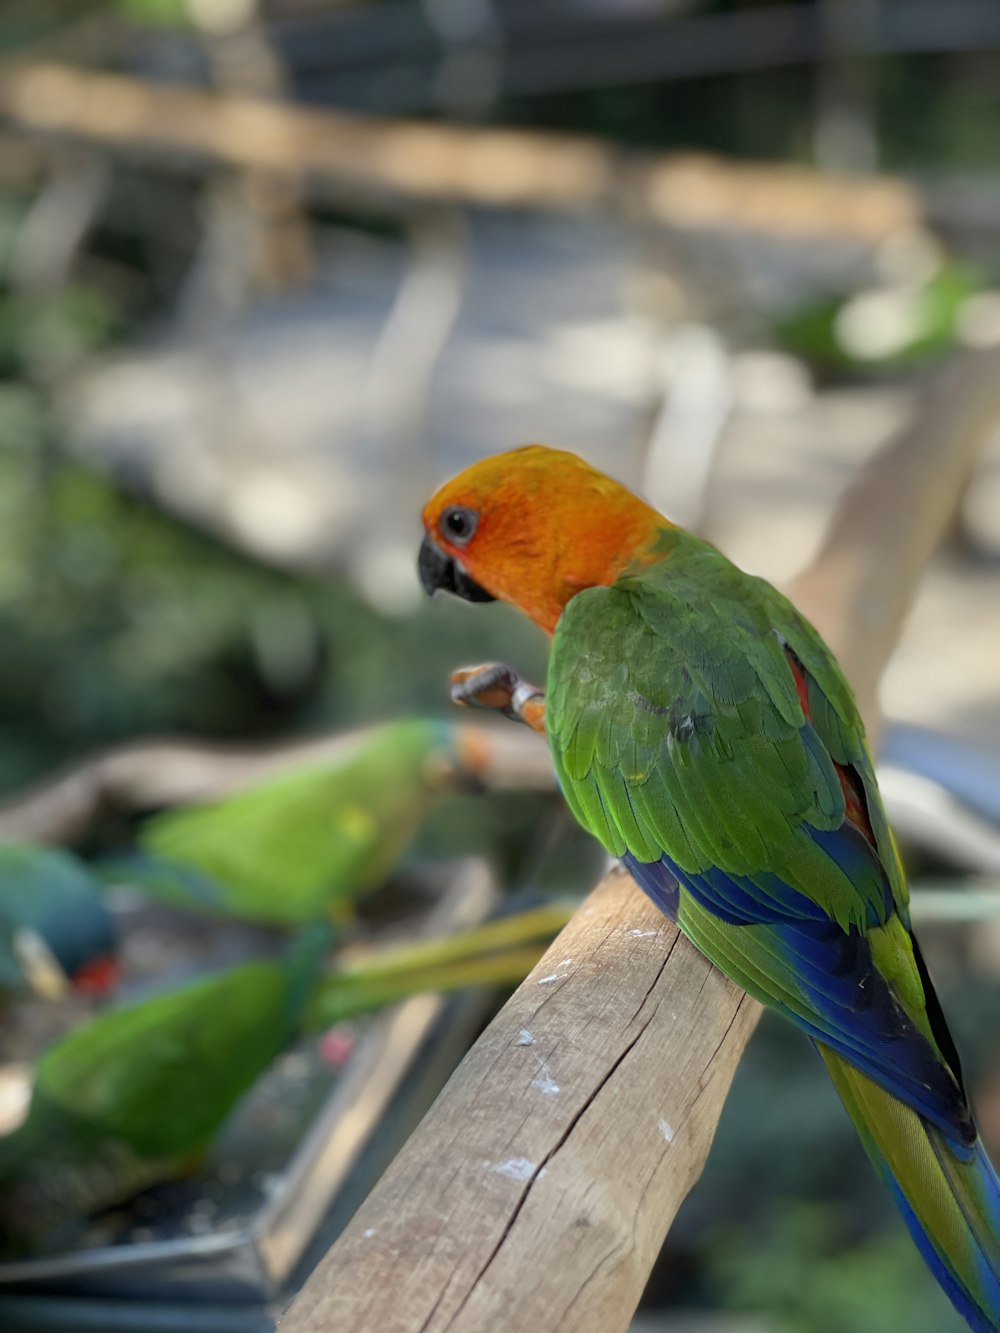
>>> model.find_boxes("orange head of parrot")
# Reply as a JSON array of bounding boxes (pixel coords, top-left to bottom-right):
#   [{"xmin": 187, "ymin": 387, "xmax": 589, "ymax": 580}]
[{"xmin": 419, "ymin": 445, "xmax": 669, "ymax": 634}]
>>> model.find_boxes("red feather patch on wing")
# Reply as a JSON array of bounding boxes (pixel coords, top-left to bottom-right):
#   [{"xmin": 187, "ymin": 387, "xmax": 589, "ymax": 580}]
[
  {"xmin": 786, "ymin": 652, "xmax": 812, "ymax": 721},
  {"xmin": 785, "ymin": 649, "xmax": 876, "ymax": 848}
]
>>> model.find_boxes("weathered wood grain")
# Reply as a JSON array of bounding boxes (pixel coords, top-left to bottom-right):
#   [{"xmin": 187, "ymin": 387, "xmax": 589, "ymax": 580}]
[{"xmin": 279, "ymin": 867, "xmax": 755, "ymax": 1332}]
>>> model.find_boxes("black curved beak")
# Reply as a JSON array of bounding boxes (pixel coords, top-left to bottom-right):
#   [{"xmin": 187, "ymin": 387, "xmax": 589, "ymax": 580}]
[{"xmin": 418, "ymin": 535, "xmax": 496, "ymax": 603}]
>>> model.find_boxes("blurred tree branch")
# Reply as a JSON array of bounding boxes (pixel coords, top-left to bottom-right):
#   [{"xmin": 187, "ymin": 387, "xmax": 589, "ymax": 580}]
[
  {"xmin": 276, "ymin": 347, "xmax": 1000, "ymax": 1333},
  {"xmin": 788, "ymin": 346, "xmax": 1000, "ymax": 729},
  {"xmin": 0, "ymin": 723, "xmax": 555, "ymax": 845},
  {"xmin": 0, "ymin": 61, "xmax": 921, "ymax": 241}
]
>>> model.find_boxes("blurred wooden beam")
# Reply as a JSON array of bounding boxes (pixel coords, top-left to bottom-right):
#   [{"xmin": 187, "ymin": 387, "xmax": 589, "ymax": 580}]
[
  {"xmin": 277, "ymin": 350, "xmax": 1000, "ymax": 1333},
  {"xmin": 0, "ymin": 61, "xmax": 921, "ymax": 241}
]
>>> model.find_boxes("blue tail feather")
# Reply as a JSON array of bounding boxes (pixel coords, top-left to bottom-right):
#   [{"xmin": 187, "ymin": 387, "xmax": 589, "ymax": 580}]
[
  {"xmin": 625, "ymin": 852, "xmax": 969, "ymax": 1143},
  {"xmin": 890, "ymin": 1173, "xmax": 998, "ymax": 1333}
]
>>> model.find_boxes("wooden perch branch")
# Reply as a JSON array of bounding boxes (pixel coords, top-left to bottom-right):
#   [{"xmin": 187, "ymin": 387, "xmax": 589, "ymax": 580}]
[
  {"xmin": 0, "ymin": 61, "xmax": 920, "ymax": 241},
  {"xmin": 278, "ymin": 351, "xmax": 1000, "ymax": 1333},
  {"xmin": 281, "ymin": 868, "xmax": 755, "ymax": 1333}
]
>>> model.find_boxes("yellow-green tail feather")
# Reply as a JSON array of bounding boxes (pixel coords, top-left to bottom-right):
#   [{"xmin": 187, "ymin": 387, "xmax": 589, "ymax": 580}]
[{"xmin": 820, "ymin": 1044, "xmax": 1000, "ymax": 1332}]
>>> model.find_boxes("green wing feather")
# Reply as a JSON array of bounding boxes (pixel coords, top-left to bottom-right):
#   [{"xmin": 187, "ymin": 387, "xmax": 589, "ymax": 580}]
[
  {"xmin": 548, "ymin": 535, "xmax": 897, "ymax": 928},
  {"xmin": 546, "ymin": 532, "xmax": 951, "ymax": 1100},
  {"xmin": 544, "ymin": 531, "xmax": 1000, "ymax": 1330}
]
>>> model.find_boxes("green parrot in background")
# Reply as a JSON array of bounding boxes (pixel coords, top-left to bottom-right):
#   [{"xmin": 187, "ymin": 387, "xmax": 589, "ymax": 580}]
[
  {"xmin": 0, "ymin": 899, "xmax": 574, "ymax": 1257},
  {"xmin": 0, "ymin": 843, "xmax": 118, "ymax": 1002},
  {"xmin": 419, "ymin": 445, "xmax": 1000, "ymax": 1333},
  {"xmin": 111, "ymin": 719, "xmax": 459, "ymax": 924},
  {"xmin": 0, "ymin": 923, "xmax": 331, "ymax": 1255}
]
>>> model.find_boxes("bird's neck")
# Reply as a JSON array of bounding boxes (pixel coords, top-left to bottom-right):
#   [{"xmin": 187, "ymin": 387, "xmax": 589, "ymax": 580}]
[{"xmin": 527, "ymin": 513, "xmax": 681, "ymax": 635}]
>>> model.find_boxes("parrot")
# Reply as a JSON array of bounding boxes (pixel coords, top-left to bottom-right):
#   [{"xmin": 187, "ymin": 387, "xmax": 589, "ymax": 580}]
[
  {"xmin": 418, "ymin": 444, "xmax": 1000, "ymax": 1333},
  {"xmin": 0, "ymin": 843, "xmax": 118, "ymax": 1002},
  {"xmin": 0, "ymin": 922, "xmax": 331, "ymax": 1256},
  {"xmin": 108, "ymin": 719, "xmax": 460, "ymax": 925}
]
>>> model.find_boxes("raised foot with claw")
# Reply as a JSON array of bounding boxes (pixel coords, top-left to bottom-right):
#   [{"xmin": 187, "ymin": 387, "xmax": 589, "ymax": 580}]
[{"xmin": 449, "ymin": 663, "xmax": 547, "ymax": 734}]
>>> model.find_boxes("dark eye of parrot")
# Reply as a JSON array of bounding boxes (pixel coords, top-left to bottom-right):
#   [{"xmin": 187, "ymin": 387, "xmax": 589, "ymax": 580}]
[{"xmin": 442, "ymin": 506, "xmax": 477, "ymax": 546}]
